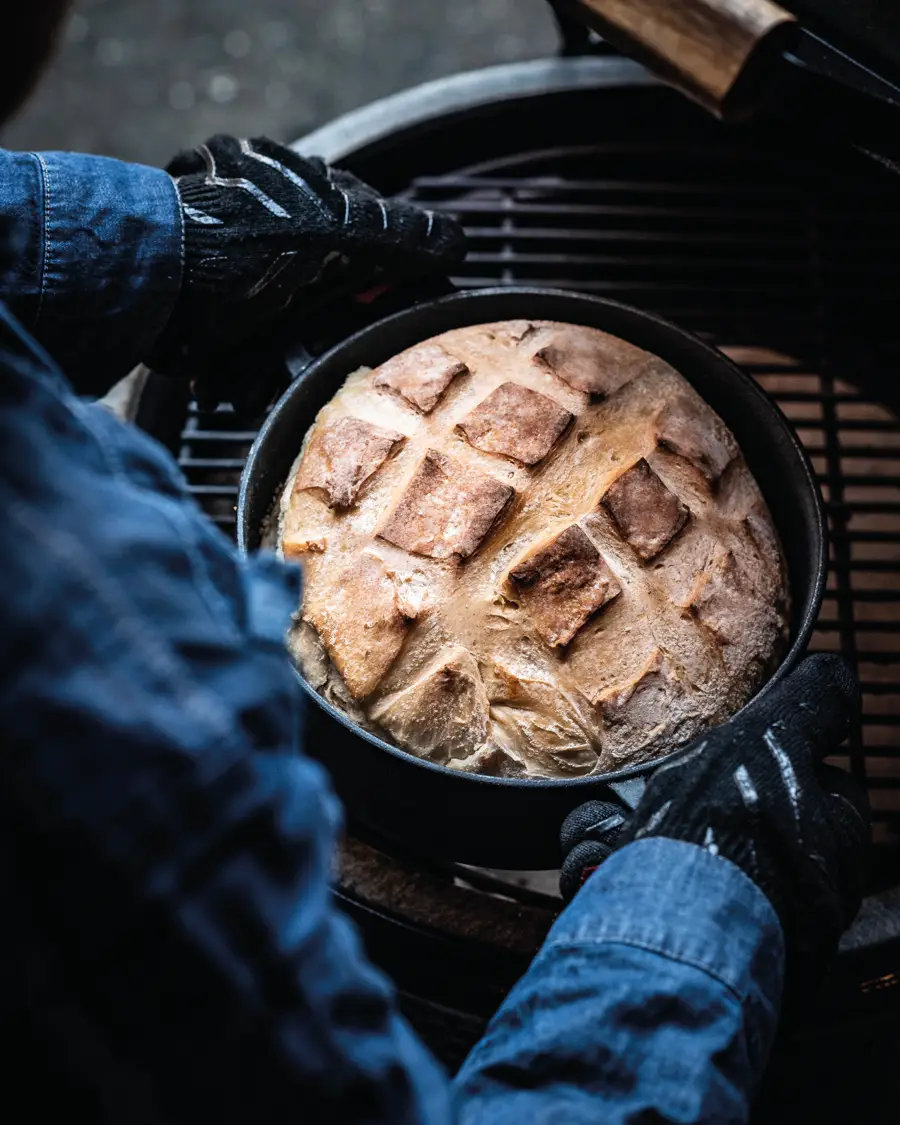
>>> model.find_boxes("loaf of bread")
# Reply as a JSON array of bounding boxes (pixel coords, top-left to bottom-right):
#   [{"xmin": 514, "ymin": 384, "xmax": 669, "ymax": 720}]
[{"xmin": 278, "ymin": 320, "xmax": 789, "ymax": 779}]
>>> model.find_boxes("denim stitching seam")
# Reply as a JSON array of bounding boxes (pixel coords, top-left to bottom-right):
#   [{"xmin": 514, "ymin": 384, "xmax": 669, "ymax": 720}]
[{"xmin": 33, "ymin": 154, "xmax": 52, "ymax": 331}]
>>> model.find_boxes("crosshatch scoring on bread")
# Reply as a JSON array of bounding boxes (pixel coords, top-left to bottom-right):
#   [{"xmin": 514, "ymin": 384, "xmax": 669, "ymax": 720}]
[
  {"xmin": 302, "ymin": 550, "xmax": 413, "ymax": 700},
  {"xmin": 373, "ymin": 342, "xmax": 468, "ymax": 413},
  {"xmin": 293, "ymin": 416, "xmax": 405, "ymax": 509},
  {"xmin": 532, "ymin": 325, "xmax": 668, "ymax": 396},
  {"xmin": 655, "ymin": 395, "xmax": 737, "ymax": 484},
  {"xmin": 378, "ymin": 449, "xmax": 515, "ymax": 560},
  {"xmin": 508, "ymin": 523, "xmax": 621, "ymax": 647},
  {"xmin": 601, "ymin": 458, "xmax": 690, "ymax": 561},
  {"xmin": 457, "ymin": 381, "xmax": 573, "ymax": 466},
  {"xmin": 279, "ymin": 319, "xmax": 789, "ymax": 779}
]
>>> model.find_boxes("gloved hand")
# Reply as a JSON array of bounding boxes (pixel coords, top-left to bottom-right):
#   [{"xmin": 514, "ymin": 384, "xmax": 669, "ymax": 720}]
[
  {"xmin": 559, "ymin": 798, "xmax": 629, "ymax": 902},
  {"xmin": 560, "ymin": 655, "xmax": 871, "ymax": 994},
  {"xmin": 147, "ymin": 134, "xmax": 466, "ymax": 413}
]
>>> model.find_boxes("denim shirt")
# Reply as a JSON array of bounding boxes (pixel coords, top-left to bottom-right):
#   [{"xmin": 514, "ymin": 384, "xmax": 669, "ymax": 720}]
[{"xmin": 0, "ymin": 147, "xmax": 785, "ymax": 1124}]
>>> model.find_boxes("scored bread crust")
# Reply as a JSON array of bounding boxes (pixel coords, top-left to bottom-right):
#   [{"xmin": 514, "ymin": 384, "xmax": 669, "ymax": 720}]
[{"xmin": 278, "ymin": 320, "xmax": 789, "ymax": 779}]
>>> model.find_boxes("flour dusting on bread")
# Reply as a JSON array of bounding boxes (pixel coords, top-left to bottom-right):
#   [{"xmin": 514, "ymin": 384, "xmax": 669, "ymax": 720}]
[{"xmin": 278, "ymin": 321, "xmax": 789, "ymax": 778}]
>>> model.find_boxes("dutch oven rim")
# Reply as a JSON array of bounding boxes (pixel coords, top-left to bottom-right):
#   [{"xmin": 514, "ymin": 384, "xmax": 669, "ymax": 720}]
[{"xmin": 237, "ymin": 286, "xmax": 828, "ymax": 793}]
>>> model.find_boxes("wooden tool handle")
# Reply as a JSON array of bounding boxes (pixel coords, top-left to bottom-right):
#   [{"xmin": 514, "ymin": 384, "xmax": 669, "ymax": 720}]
[{"xmin": 565, "ymin": 0, "xmax": 797, "ymax": 118}]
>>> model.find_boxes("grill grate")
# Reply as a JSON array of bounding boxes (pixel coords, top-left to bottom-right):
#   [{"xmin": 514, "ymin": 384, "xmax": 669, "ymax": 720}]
[{"xmin": 178, "ymin": 139, "xmax": 900, "ymax": 861}]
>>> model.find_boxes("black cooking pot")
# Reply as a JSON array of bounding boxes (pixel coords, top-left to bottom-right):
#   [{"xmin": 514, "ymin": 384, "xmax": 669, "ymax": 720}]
[{"xmin": 238, "ymin": 287, "xmax": 827, "ymax": 869}]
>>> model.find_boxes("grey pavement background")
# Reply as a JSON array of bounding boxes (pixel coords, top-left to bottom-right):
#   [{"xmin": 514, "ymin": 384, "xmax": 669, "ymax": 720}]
[{"xmin": 3, "ymin": 0, "xmax": 557, "ymax": 167}]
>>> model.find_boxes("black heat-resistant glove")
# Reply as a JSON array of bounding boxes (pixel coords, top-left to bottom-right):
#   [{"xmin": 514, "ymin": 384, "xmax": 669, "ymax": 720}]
[
  {"xmin": 559, "ymin": 799, "xmax": 629, "ymax": 902},
  {"xmin": 147, "ymin": 135, "xmax": 465, "ymax": 413},
  {"xmin": 560, "ymin": 655, "xmax": 871, "ymax": 994}
]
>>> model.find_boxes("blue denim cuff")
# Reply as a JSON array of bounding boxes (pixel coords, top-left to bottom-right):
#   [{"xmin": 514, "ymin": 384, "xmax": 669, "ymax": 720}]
[
  {"xmin": 0, "ymin": 149, "xmax": 183, "ymax": 386},
  {"xmin": 455, "ymin": 838, "xmax": 786, "ymax": 1124},
  {"xmin": 550, "ymin": 837, "xmax": 785, "ymax": 1007}
]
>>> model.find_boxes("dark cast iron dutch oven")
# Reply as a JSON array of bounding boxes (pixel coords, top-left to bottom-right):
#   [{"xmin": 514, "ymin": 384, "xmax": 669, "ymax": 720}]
[{"xmin": 238, "ymin": 287, "xmax": 827, "ymax": 869}]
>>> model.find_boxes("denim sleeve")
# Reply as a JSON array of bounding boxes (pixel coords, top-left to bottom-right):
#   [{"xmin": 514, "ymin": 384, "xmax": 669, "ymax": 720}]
[
  {"xmin": 0, "ymin": 148, "xmax": 182, "ymax": 394},
  {"xmin": 455, "ymin": 837, "xmax": 785, "ymax": 1125}
]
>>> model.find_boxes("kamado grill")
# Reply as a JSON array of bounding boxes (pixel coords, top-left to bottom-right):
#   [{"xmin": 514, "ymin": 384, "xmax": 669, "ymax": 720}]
[{"xmin": 137, "ymin": 22, "xmax": 900, "ymax": 1122}]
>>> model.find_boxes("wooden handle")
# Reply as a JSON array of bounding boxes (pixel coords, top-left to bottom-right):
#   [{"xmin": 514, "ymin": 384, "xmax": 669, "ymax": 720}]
[{"xmin": 563, "ymin": 0, "xmax": 797, "ymax": 118}]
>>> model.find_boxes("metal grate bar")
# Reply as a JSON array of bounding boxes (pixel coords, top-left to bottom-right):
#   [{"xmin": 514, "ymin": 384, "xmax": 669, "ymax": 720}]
[
  {"xmin": 181, "ymin": 430, "xmax": 259, "ymax": 443},
  {"xmin": 180, "ymin": 457, "xmax": 248, "ymax": 470}
]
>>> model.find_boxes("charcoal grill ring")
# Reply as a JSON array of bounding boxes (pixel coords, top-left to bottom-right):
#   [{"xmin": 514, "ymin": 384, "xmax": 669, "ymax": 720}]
[{"xmin": 238, "ymin": 287, "xmax": 826, "ymax": 868}]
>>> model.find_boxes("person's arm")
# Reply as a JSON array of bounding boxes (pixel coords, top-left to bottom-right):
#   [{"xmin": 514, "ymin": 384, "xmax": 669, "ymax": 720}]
[
  {"xmin": 0, "ymin": 148, "xmax": 183, "ymax": 394},
  {"xmin": 455, "ymin": 838, "xmax": 783, "ymax": 1125}
]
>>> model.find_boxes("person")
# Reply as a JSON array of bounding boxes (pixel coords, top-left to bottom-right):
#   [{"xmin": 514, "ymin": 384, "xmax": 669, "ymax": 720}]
[{"xmin": 0, "ymin": 6, "xmax": 870, "ymax": 1124}]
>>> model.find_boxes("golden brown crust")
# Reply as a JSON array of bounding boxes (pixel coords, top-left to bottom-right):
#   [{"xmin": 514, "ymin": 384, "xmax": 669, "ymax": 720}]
[
  {"xmin": 302, "ymin": 551, "xmax": 411, "ymax": 700},
  {"xmin": 280, "ymin": 319, "xmax": 789, "ymax": 779},
  {"xmin": 457, "ymin": 382, "xmax": 573, "ymax": 466},
  {"xmin": 655, "ymin": 395, "xmax": 737, "ymax": 485},
  {"xmin": 601, "ymin": 458, "xmax": 690, "ymax": 561},
  {"xmin": 370, "ymin": 646, "xmax": 490, "ymax": 763},
  {"xmin": 532, "ymin": 325, "xmax": 666, "ymax": 396},
  {"xmin": 378, "ymin": 449, "xmax": 514, "ymax": 561},
  {"xmin": 508, "ymin": 523, "xmax": 621, "ymax": 647},
  {"xmin": 282, "ymin": 534, "xmax": 327, "ymax": 561},
  {"xmin": 373, "ymin": 342, "xmax": 468, "ymax": 413},
  {"xmin": 687, "ymin": 547, "xmax": 775, "ymax": 654},
  {"xmin": 294, "ymin": 416, "xmax": 405, "ymax": 509}
]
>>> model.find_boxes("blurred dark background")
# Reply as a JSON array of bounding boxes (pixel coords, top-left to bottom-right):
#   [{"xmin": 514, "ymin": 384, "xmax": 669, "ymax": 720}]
[{"xmin": 2, "ymin": 0, "xmax": 556, "ymax": 166}]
